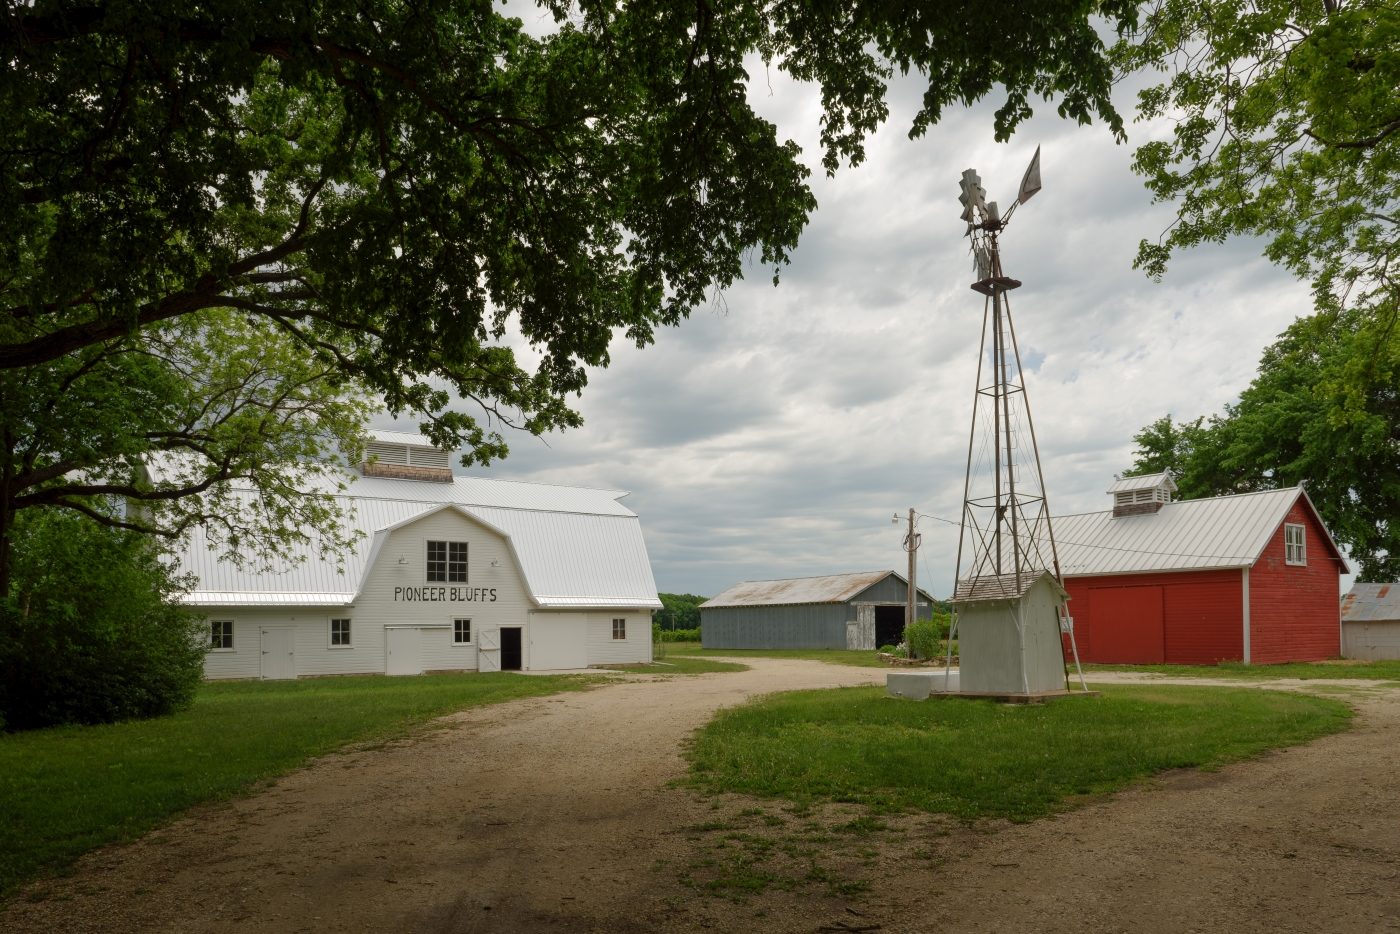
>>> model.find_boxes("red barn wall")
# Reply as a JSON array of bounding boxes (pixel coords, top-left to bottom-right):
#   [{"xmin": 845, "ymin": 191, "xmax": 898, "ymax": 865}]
[
  {"xmin": 1247, "ymin": 502, "xmax": 1342, "ymax": 663},
  {"xmin": 1064, "ymin": 569, "xmax": 1245, "ymax": 665}
]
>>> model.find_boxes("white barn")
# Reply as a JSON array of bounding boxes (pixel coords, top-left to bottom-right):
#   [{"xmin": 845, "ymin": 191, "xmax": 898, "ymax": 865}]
[{"xmin": 180, "ymin": 431, "xmax": 661, "ymax": 679}]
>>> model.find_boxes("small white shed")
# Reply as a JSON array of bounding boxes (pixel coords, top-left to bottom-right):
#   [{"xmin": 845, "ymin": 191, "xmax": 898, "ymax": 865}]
[
  {"xmin": 1341, "ymin": 583, "xmax": 1400, "ymax": 661},
  {"xmin": 178, "ymin": 431, "xmax": 661, "ymax": 678}
]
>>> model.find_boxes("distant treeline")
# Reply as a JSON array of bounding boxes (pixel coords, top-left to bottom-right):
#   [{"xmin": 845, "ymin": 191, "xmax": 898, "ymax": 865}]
[{"xmin": 654, "ymin": 593, "xmax": 705, "ymax": 631}]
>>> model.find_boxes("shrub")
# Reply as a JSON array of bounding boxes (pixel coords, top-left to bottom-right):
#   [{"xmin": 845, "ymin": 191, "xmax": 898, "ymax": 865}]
[
  {"xmin": 659, "ymin": 627, "xmax": 701, "ymax": 642},
  {"xmin": 905, "ymin": 614, "xmax": 950, "ymax": 660},
  {"xmin": 0, "ymin": 509, "xmax": 207, "ymax": 731}
]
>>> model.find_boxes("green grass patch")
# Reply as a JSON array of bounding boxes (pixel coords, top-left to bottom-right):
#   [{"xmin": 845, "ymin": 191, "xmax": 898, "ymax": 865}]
[
  {"xmin": 664, "ymin": 643, "xmax": 890, "ymax": 668},
  {"xmin": 685, "ymin": 684, "xmax": 1351, "ymax": 821},
  {"xmin": 0, "ymin": 671, "xmax": 594, "ymax": 897},
  {"xmin": 598, "ymin": 657, "xmax": 748, "ymax": 674},
  {"xmin": 1084, "ymin": 660, "xmax": 1400, "ymax": 681}
]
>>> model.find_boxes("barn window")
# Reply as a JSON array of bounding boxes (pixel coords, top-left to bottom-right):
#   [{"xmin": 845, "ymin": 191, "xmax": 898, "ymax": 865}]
[
  {"xmin": 427, "ymin": 541, "xmax": 468, "ymax": 582},
  {"xmin": 454, "ymin": 618, "xmax": 472, "ymax": 644},
  {"xmin": 1284, "ymin": 524, "xmax": 1307, "ymax": 565},
  {"xmin": 210, "ymin": 620, "xmax": 233, "ymax": 651},
  {"xmin": 612, "ymin": 618, "xmax": 626, "ymax": 640},
  {"xmin": 330, "ymin": 618, "xmax": 353, "ymax": 647}
]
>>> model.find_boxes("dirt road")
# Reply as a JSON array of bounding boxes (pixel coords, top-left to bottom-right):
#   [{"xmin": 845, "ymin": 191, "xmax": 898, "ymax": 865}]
[{"xmin": 6, "ymin": 662, "xmax": 1399, "ymax": 934}]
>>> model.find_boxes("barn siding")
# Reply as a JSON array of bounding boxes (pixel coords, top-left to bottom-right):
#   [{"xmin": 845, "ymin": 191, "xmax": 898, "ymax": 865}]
[
  {"xmin": 850, "ymin": 576, "xmax": 936, "ymax": 617},
  {"xmin": 584, "ymin": 611, "xmax": 651, "ymax": 665},
  {"xmin": 700, "ymin": 604, "xmax": 849, "ymax": 649},
  {"xmin": 1248, "ymin": 502, "xmax": 1341, "ymax": 663},
  {"xmin": 1064, "ymin": 569, "xmax": 1244, "ymax": 665}
]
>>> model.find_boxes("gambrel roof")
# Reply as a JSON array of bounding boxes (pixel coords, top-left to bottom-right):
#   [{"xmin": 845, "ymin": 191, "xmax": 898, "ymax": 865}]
[{"xmin": 174, "ymin": 472, "xmax": 661, "ymax": 609}]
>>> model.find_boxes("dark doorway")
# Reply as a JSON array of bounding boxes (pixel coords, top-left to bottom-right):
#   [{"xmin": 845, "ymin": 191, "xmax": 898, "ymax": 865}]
[
  {"xmin": 874, "ymin": 606, "xmax": 905, "ymax": 649},
  {"xmin": 501, "ymin": 627, "xmax": 522, "ymax": 670}
]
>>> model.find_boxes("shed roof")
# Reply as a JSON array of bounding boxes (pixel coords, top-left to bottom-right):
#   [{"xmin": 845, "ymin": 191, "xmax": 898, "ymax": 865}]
[
  {"xmin": 175, "ymin": 471, "xmax": 660, "ymax": 609},
  {"xmin": 701, "ymin": 571, "xmax": 932, "ymax": 609},
  {"xmin": 953, "ymin": 570, "xmax": 1067, "ymax": 604},
  {"xmin": 1051, "ymin": 486, "xmax": 1347, "ymax": 577},
  {"xmin": 1341, "ymin": 583, "xmax": 1400, "ymax": 622}
]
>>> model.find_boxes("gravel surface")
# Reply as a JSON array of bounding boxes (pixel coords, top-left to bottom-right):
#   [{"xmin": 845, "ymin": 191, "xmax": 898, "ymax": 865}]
[{"xmin": 5, "ymin": 661, "xmax": 1398, "ymax": 933}]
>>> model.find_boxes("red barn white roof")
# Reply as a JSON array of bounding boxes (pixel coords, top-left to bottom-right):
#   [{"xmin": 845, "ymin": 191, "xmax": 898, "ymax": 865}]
[{"xmin": 1052, "ymin": 486, "xmax": 1347, "ymax": 578}]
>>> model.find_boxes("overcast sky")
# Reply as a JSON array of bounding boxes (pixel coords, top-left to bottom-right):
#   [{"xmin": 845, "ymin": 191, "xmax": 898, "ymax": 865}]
[{"xmin": 375, "ymin": 35, "xmax": 1333, "ymax": 599}]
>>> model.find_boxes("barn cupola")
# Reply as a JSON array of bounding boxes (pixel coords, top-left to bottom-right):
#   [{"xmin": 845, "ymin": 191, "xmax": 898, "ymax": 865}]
[
  {"xmin": 1107, "ymin": 470, "xmax": 1177, "ymax": 518},
  {"xmin": 360, "ymin": 429, "xmax": 454, "ymax": 483}
]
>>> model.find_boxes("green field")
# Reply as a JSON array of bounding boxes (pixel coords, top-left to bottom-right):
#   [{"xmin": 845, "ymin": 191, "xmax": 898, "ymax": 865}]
[
  {"xmin": 1085, "ymin": 660, "xmax": 1400, "ymax": 681},
  {"xmin": 0, "ymin": 672, "xmax": 595, "ymax": 897},
  {"xmin": 599, "ymin": 657, "xmax": 749, "ymax": 673},
  {"xmin": 685, "ymin": 684, "xmax": 1352, "ymax": 821}
]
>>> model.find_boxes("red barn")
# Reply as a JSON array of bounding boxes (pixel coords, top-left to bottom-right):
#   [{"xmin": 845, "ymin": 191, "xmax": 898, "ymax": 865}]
[{"xmin": 1054, "ymin": 472, "xmax": 1348, "ymax": 665}]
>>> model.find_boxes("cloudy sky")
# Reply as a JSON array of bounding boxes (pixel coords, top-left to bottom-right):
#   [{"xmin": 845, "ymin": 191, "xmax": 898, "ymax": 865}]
[{"xmin": 375, "ymin": 33, "xmax": 1330, "ymax": 599}]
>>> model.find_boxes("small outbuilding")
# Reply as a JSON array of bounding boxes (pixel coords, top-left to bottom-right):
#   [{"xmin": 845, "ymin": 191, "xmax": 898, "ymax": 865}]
[
  {"xmin": 1341, "ymin": 584, "xmax": 1400, "ymax": 660},
  {"xmin": 1054, "ymin": 472, "xmax": 1348, "ymax": 665},
  {"xmin": 700, "ymin": 571, "xmax": 935, "ymax": 650},
  {"xmin": 177, "ymin": 430, "xmax": 661, "ymax": 678}
]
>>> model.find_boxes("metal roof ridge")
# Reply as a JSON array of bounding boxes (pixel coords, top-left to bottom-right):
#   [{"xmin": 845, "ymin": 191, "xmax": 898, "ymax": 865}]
[
  {"xmin": 1052, "ymin": 486, "xmax": 1299, "ymax": 520},
  {"xmin": 447, "ymin": 474, "xmax": 630, "ymax": 498},
  {"xmin": 725, "ymin": 569, "xmax": 892, "ymax": 585}
]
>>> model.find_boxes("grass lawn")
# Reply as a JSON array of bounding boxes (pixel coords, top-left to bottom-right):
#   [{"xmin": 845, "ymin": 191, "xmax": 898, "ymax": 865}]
[
  {"xmin": 1085, "ymin": 659, "xmax": 1400, "ymax": 681},
  {"xmin": 663, "ymin": 642, "xmax": 891, "ymax": 668},
  {"xmin": 0, "ymin": 671, "xmax": 594, "ymax": 897},
  {"xmin": 599, "ymin": 657, "xmax": 749, "ymax": 673},
  {"xmin": 685, "ymin": 683, "xmax": 1352, "ymax": 821}
]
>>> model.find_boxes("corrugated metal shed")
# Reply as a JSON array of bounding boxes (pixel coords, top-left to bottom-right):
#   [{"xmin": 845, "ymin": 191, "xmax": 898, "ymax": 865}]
[
  {"xmin": 1050, "ymin": 487, "xmax": 1346, "ymax": 577},
  {"xmin": 702, "ymin": 571, "xmax": 905, "ymax": 608},
  {"xmin": 1342, "ymin": 584, "xmax": 1400, "ymax": 622},
  {"xmin": 176, "ymin": 472, "xmax": 660, "ymax": 609}
]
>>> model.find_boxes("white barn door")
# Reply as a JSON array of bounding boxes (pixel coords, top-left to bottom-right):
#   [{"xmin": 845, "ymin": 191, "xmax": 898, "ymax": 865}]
[
  {"xmin": 530, "ymin": 614, "xmax": 587, "ymax": 670},
  {"xmin": 477, "ymin": 628, "xmax": 501, "ymax": 672},
  {"xmin": 260, "ymin": 628, "xmax": 296, "ymax": 680},
  {"xmin": 385, "ymin": 628, "xmax": 423, "ymax": 676}
]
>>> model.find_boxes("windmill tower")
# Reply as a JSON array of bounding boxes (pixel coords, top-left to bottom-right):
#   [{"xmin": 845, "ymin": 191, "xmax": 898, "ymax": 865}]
[{"xmin": 945, "ymin": 149, "xmax": 1087, "ymax": 696}]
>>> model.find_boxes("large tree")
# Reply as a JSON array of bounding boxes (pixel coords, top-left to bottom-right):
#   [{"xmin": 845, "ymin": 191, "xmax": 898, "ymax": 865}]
[
  {"xmin": 1116, "ymin": 0, "xmax": 1400, "ymax": 578},
  {"xmin": 1, "ymin": 0, "xmax": 1138, "ymax": 574}
]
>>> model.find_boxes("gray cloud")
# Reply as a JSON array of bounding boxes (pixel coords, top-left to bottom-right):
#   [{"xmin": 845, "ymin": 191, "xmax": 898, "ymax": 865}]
[{"xmin": 377, "ymin": 51, "xmax": 1333, "ymax": 597}]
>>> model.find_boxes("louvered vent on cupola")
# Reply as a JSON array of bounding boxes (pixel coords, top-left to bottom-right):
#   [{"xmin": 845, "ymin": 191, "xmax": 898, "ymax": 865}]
[
  {"xmin": 1107, "ymin": 470, "xmax": 1177, "ymax": 518},
  {"xmin": 360, "ymin": 429, "xmax": 454, "ymax": 483}
]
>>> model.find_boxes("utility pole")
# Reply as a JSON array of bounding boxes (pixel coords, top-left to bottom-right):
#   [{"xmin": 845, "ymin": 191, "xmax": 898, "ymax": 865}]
[{"xmin": 904, "ymin": 508, "xmax": 921, "ymax": 656}]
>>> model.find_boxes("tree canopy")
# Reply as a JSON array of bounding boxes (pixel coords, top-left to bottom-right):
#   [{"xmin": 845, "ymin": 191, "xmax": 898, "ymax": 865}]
[
  {"xmin": 2, "ymin": 0, "xmax": 1138, "ymax": 574},
  {"xmin": 1117, "ymin": 0, "xmax": 1400, "ymax": 580}
]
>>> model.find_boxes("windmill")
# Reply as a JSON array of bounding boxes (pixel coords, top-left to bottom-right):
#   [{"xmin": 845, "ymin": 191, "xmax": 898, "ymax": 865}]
[{"xmin": 943, "ymin": 148, "xmax": 1089, "ymax": 697}]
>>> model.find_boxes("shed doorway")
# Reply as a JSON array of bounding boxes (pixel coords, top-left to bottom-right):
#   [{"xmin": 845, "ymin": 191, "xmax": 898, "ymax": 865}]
[
  {"xmin": 260, "ymin": 628, "xmax": 296, "ymax": 680},
  {"xmin": 501, "ymin": 627, "xmax": 523, "ymax": 671},
  {"xmin": 386, "ymin": 627, "xmax": 423, "ymax": 675},
  {"xmin": 874, "ymin": 605, "xmax": 905, "ymax": 649}
]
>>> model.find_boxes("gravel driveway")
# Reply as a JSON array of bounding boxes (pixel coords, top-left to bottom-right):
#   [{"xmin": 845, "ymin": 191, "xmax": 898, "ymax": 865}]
[{"xmin": 5, "ymin": 661, "xmax": 1398, "ymax": 934}]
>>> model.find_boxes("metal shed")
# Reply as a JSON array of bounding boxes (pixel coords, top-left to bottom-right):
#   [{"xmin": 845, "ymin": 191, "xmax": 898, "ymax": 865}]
[
  {"xmin": 700, "ymin": 571, "xmax": 936, "ymax": 650},
  {"xmin": 1341, "ymin": 584, "xmax": 1400, "ymax": 661}
]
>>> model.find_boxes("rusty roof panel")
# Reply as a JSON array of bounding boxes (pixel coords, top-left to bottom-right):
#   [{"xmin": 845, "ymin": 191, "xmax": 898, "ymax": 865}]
[
  {"xmin": 1341, "ymin": 583, "xmax": 1400, "ymax": 621},
  {"xmin": 701, "ymin": 571, "xmax": 900, "ymax": 608}
]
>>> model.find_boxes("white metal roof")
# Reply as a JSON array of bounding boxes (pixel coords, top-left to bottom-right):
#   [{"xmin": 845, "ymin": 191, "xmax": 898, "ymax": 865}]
[
  {"xmin": 1341, "ymin": 584, "xmax": 1400, "ymax": 622},
  {"xmin": 175, "ymin": 472, "xmax": 659, "ymax": 609},
  {"xmin": 367, "ymin": 428, "xmax": 439, "ymax": 449},
  {"xmin": 1050, "ymin": 486, "xmax": 1346, "ymax": 577},
  {"xmin": 701, "ymin": 570, "xmax": 931, "ymax": 609},
  {"xmin": 1106, "ymin": 471, "xmax": 1178, "ymax": 494}
]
